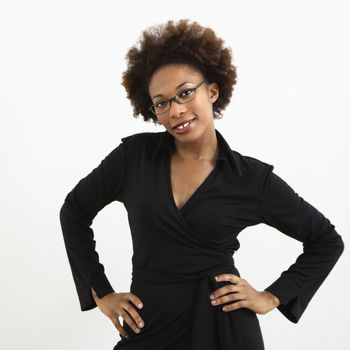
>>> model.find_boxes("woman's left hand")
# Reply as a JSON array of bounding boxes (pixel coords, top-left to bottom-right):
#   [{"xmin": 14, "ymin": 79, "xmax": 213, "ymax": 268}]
[{"xmin": 209, "ymin": 274, "xmax": 281, "ymax": 315}]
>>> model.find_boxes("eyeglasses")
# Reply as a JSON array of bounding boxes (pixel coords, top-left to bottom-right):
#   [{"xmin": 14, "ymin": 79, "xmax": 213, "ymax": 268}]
[{"xmin": 148, "ymin": 79, "xmax": 208, "ymax": 116}]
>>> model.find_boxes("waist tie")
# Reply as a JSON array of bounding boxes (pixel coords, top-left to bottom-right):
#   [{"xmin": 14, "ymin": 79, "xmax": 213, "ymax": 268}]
[{"xmin": 132, "ymin": 254, "xmax": 236, "ymax": 350}]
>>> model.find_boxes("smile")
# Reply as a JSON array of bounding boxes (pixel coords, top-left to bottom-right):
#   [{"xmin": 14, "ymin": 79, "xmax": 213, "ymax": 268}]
[
  {"xmin": 172, "ymin": 117, "xmax": 196, "ymax": 134},
  {"xmin": 173, "ymin": 117, "xmax": 196, "ymax": 130}
]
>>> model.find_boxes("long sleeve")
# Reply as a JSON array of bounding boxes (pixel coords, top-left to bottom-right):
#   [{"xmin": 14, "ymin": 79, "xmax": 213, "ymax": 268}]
[
  {"xmin": 259, "ymin": 164, "xmax": 345, "ymax": 323},
  {"xmin": 59, "ymin": 140, "xmax": 127, "ymax": 311}
]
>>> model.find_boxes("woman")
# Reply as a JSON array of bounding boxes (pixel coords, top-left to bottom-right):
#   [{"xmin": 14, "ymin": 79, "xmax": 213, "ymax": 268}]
[{"xmin": 59, "ymin": 19, "xmax": 345, "ymax": 349}]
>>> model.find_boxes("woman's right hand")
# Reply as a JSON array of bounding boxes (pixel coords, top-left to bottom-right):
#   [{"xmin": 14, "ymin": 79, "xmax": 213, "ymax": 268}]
[{"xmin": 91, "ymin": 288, "xmax": 145, "ymax": 339}]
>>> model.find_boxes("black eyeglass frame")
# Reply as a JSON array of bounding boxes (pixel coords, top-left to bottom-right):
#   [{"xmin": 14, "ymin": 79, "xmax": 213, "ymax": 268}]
[{"xmin": 147, "ymin": 78, "xmax": 208, "ymax": 116}]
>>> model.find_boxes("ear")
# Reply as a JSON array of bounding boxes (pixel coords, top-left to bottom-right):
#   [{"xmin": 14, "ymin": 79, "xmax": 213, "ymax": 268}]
[{"xmin": 208, "ymin": 82, "xmax": 219, "ymax": 104}]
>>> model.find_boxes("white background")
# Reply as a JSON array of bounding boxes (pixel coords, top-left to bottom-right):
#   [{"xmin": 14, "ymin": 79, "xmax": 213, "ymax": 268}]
[{"xmin": 1, "ymin": 0, "xmax": 349, "ymax": 349}]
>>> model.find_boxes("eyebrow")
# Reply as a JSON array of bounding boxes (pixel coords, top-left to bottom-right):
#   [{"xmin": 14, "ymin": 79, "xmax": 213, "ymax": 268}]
[{"xmin": 152, "ymin": 81, "xmax": 191, "ymax": 99}]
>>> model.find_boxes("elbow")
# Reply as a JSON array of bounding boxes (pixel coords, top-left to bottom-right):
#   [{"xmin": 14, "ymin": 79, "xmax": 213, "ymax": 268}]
[
  {"xmin": 304, "ymin": 228, "xmax": 345, "ymax": 260},
  {"xmin": 59, "ymin": 200, "xmax": 75, "ymax": 232},
  {"xmin": 328, "ymin": 230, "xmax": 345, "ymax": 262},
  {"xmin": 59, "ymin": 201, "xmax": 69, "ymax": 236},
  {"xmin": 332, "ymin": 227, "xmax": 345, "ymax": 256},
  {"xmin": 336, "ymin": 234, "xmax": 345, "ymax": 257},
  {"xmin": 59, "ymin": 201, "xmax": 68, "ymax": 224}
]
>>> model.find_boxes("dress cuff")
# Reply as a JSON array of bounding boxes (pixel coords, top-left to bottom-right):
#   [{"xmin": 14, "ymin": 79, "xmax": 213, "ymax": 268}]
[
  {"xmin": 264, "ymin": 275, "xmax": 305, "ymax": 323},
  {"xmin": 77, "ymin": 273, "xmax": 115, "ymax": 311}
]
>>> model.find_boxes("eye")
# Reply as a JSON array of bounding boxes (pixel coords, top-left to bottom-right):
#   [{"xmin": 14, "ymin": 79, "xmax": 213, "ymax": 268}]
[
  {"xmin": 155, "ymin": 100, "xmax": 168, "ymax": 108},
  {"xmin": 179, "ymin": 88, "xmax": 194, "ymax": 97}
]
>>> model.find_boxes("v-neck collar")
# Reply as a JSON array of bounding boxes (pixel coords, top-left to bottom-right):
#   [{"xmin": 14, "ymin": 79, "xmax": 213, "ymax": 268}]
[
  {"xmin": 155, "ymin": 128, "xmax": 244, "ymax": 213},
  {"xmin": 166, "ymin": 152, "xmax": 220, "ymax": 213}
]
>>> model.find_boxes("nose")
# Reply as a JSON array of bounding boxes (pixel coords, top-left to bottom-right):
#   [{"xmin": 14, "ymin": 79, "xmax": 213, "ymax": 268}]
[{"xmin": 168, "ymin": 99, "xmax": 187, "ymax": 119}]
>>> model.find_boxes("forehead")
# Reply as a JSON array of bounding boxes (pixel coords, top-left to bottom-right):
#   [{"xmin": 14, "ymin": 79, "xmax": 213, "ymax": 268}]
[{"xmin": 148, "ymin": 64, "xmax": 203, "ymax": 95}]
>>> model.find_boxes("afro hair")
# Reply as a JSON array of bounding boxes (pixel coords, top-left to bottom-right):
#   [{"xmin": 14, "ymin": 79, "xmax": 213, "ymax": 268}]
[{"xmin": 121, "ymin": 19, "xmax": 238, "ymax": 124}]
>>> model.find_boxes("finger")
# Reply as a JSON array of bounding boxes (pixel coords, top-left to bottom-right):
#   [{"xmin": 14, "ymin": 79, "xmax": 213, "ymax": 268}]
[
  {"xmin": 110, "ymin": 314, "xmax": 129, "ymax": 339},
  {"xmin": 215, "ymin": 274, "xmax": 241, "ymax": 284},
  {"xmin": 211, "ymin": 292, "xmax": 245, "ymax": 306},
  {"xmin": 117, "ymin": 307, "xmax": 141, "ymax": 334},
  {"xmin": 222, "ymin": 300, "xmax": 248, "ymax": 312},
  {"xmin": 128, "ymin": 293, "xmax": 144, "ymax": 310},
  {"xmin": 127, "ymin": 294, "xmax": 145, "ymax": 328},
  {"xmin": 209, "ymin": 284, "xmax": 240, "ymax": 299},
  {"xmin": 125, "ymin": 303, "xmax": 144, "ymax": 333},
  {"xmin": 124, "ymin": 302, "xmax": 145, "ymax": 331}
]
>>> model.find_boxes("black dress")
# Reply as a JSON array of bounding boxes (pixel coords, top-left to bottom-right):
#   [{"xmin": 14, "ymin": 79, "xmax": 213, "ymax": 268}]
[{"xmin": 59, "ymin": 128, "xmax": 344, "ymax": 350}]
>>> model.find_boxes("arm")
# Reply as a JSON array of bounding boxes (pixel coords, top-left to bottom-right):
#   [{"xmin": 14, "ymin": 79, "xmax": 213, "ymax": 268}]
[
  {"xmin": 259, "ymin": 165, "xmax": 345, "ymax": 323},
  {"xmin": 59, "ymin": 140, "xmax": 127, "ymax": 311}
]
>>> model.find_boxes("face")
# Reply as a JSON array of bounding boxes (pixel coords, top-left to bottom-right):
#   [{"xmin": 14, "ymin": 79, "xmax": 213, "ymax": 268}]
[{"xmin": 148, "ymin": 64, "xmax": 219, "ymax": 144}]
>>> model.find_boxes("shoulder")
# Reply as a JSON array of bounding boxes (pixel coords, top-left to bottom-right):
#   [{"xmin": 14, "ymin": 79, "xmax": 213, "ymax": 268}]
[
  {"xmin": 120, "ymin": 131, "xmax": 161, "ymax": 145},
  {"xmin": 231, "ymin": 149, "xmax": 274, "ymax": 183},
  {"xmin": 119, "ymin": 131, "xmax": 164, "ymax": 158},
  {"xmin": 120, "ymin": 131, "xmax": 163, "ymax": 147}
]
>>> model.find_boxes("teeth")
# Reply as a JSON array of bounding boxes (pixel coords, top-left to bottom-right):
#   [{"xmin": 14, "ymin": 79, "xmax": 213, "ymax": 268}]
[
  {"xmin": 177, "ymin": 122, "xmax": 189, "ymax": 129},
  {"xmin": 175, "ymin": 119, "xmax": 192, "ymax": 129}
]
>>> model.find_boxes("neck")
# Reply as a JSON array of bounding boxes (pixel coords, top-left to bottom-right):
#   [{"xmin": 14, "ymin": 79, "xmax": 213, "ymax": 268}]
[{"xmin": 172, "ymin": 126, "xmax": 219, "ymax": 162}]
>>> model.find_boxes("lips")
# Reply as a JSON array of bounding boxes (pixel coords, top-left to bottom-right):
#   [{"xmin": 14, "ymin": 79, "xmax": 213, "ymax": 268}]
[{"xmin": 172, "ymin": 117, "xmax": 196, "ymax": 129}]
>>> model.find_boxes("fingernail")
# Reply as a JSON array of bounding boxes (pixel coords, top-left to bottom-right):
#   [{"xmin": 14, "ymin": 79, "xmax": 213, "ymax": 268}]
[
  {"xmin": 138, "ymin": 321, "xmax": 144, "ymax": 327},
  {"xmin": 215, "ymin": 276, "xmax": 219, "ymax": 280},
  {"xmin": 138, "ymin": 303, "xmax": 143, "ymax": 308}
]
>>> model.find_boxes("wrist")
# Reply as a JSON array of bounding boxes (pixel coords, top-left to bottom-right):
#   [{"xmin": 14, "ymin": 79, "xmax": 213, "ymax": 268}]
[
  {"xmin": 91, "ymin": 287, "xmax": 98, "ymax": 299},
  {"xmin": 263, "ymin": 290, "xmax": 281, "ymax": 308}
]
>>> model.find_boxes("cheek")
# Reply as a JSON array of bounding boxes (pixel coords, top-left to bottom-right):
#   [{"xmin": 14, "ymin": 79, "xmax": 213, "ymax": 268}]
[
  {"xmin": 192, "ymin": 98, "xmax": 213, "ymax": 116},
  {"xmin": 194, "ymin": 107, "xmax": 214, "ymax": 122}
]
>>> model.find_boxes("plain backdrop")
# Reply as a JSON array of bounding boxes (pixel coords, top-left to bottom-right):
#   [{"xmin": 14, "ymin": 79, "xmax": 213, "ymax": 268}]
[{"xmin": 1, "ymin": 0, "xmax": 349, "ymax": 349}]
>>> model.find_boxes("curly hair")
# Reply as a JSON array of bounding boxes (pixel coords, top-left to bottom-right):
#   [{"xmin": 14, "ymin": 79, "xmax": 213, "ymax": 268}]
[{"xmin": 121, "ymin": 19, "xmax": 238, "ymax": 124}]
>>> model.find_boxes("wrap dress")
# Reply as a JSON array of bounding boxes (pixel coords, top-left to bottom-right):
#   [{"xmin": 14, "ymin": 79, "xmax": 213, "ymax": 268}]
[{"xmin": 59, "ymin": 128, "xmax": 345, "ymax": 350}]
